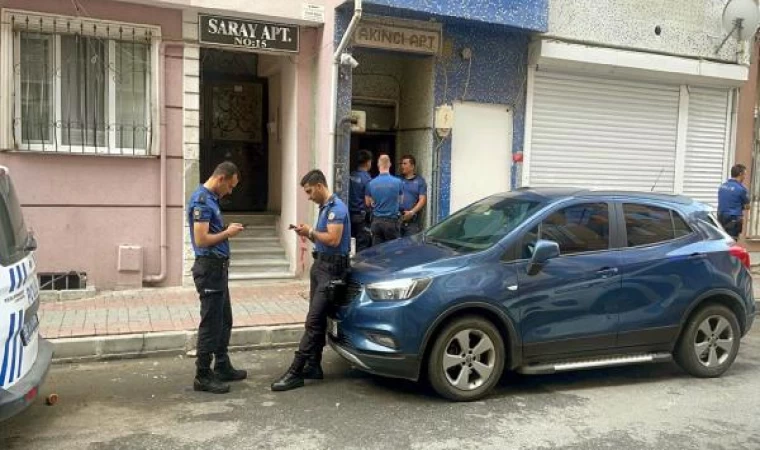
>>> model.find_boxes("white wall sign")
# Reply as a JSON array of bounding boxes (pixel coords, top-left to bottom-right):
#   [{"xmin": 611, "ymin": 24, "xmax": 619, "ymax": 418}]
[{"xmin": 302, "ymin": 4, "xmax": 325, "ymax": 22}]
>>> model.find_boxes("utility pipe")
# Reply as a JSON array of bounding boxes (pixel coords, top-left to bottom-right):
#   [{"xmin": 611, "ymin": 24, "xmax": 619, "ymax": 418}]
[{"xmin": 327, "ymin": 0, "xmax": 362, "ymax": 190}]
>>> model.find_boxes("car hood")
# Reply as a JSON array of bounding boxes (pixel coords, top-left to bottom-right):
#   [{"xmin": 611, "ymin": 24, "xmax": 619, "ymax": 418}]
[{"xmin": 350, "ymin": 235, "xmax": 467, "ymax": 284}]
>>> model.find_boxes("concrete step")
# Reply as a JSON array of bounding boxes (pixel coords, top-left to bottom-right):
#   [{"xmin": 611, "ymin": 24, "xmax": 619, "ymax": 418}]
[
  {"xmin": 228, "ymin": 272, "xmax": 297, "ymax": 284},
  {"xmin": 224, "ymin": 214, "xmax": 278, "ymax": 227},
  {"xmin": 231, "ymin": 248, "xmax": 287, "ymax": 259},
  {"xmin": 236, "ymin": 225, "xmax": 277, "ymax": 238},
  {"xmin": 230, "ymin": 258, "xmax": 290, "ymax": 273}
]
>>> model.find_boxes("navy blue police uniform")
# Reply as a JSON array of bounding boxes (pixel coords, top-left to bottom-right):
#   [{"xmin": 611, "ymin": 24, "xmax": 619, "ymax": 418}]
[
  {"xmin": 297, "ymin": 194, "xmax": 351, "ymax": 369},
  {"xmin": 187, "ymin": 185, "xmax": 234, "ymax": 375},
  {"xmin": 349, "ymin": 169, "xmax": 373, "ymax": 252},
  {"xmin": 367, "ymin": 173, "xmax": 403, "ymax": 245},
  {"xmin": 399, "ymin": 174, "xmax": 427, "ymax": 237},
  {"xmin": 717, "ymin": 178, "xmax": 749, "ymax": 238}
]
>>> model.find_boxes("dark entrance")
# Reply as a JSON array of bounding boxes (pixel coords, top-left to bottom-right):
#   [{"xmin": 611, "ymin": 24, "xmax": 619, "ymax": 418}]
[
  {"xmin": 200, "ymin": 48, "xmax": 268, "ymax": 212},
  {"xmin": 349, "ymin": 133, "xmax": 396, "ymax": 177}
]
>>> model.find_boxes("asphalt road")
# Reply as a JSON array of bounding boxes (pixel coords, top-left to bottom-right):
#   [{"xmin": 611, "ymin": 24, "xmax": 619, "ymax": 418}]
[{"xmin": 2, "ymin": 326, "xmax": 760, "ymax": 450}]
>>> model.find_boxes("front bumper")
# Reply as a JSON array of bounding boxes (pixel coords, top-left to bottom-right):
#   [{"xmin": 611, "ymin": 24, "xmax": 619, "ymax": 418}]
[
  {"xmin": 0, "ymin": 338, "xmax": 54, "ymax": 422},
  {"xmin": 328, "ymin": 335, "xmax": 420, "ymax": 381}
]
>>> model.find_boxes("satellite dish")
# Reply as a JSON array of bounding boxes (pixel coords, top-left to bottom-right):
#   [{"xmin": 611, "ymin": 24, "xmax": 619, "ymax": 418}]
[{"xmin": 722, "ymin": 0, "xmax": 760, "ymax": 40}]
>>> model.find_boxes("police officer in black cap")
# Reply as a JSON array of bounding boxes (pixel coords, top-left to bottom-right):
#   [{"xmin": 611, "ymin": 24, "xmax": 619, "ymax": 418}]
[
  {"xmin": 187, "ymin": 161, "xmax": 248, "ymax": 394},
  {"xmin": 271, "ymin": 169, "xmax": 351, "ymax": 391}
]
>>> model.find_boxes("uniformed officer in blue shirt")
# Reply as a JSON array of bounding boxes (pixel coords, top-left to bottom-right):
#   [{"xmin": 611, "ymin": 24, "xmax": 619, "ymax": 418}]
[
  {"xmin": 187, "ymin": 161, "xmax": 247, "ymax": 394},
  {"xmin": 718, "ymin": 164, "xmax": 750, "ymax": 239},
  {"xmin": 349, "ymin": 149, "xmax": 373, "ymax": 252},
  {"xmin": 398, "ymin": 154, "xmax": 428, "ymax": 237},
  {"xmin": 366, "ymin": 154, "xmax": 403, "ymax": 246},
  {"xmin": 272, "ymin": 169, "xmax": 351, "ymax": 392}
]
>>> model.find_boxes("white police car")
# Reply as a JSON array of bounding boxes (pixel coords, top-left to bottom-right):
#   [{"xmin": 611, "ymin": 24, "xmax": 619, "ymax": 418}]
[{"xmin": 0, "ymin": 165, "xmax": 52, "ymax": 421}]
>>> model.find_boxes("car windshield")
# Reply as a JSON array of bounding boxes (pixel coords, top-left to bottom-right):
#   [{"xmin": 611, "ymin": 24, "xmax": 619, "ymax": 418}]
[
  {"xmin": 0, "ymin": 168, "xmax": 29, "ymax": 266},
  {"xmin": 424, "ymin": 196, "xmax": 544, "ymax": 253}
]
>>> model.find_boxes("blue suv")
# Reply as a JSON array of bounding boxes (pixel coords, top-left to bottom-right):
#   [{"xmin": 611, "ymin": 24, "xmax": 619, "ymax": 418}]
[{"xmin": 327, "ymin": 188, "xmax": 756, "ymax": 401}]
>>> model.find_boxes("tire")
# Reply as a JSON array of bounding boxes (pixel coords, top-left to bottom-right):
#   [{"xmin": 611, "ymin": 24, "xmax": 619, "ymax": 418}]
[
  {"xmin": 674, "ymin": 304, "xmax": 741, "ymax": 378},
  {"xmin": 427, "ymin": 316, "xmax": 505, "ymax": 402}
]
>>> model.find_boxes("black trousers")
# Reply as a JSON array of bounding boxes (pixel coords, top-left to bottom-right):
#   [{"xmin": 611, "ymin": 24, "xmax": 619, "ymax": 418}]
[
  {"xmin": 719, "ymin": 214, "xmax": 743, "ymax": 239},
  {"xmin": 371, "ymin": 217, "xmax": 400, "ymax": 246},
  {"xmin": 192, "ymin": 257, "xmax": 232, "ymax": 370},
  {"xmin": 297, "ymin": 258, "xmax": 348, "ymax": 362},
  {"xmin": 350, "ymin": 212, "xmax": 372, "ymax": 252},
  {"xmin": 400, "ymin": 219, "xmax": 421, "ymax": 237}
]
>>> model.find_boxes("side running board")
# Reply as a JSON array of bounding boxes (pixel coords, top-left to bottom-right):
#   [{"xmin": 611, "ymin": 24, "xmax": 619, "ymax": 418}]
[{"xmin": 517, "ymin": 353, "xmax": 672, "ymax": 375}]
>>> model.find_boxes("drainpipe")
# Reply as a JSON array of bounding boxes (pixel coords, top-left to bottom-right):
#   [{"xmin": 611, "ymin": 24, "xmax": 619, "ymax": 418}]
[
  {"xmin": 327, "ymin": 0, "xmax": 363, "ymax": 190},
  {"xmin": 144, "ymin": 41, "xmax": 168, "ymax": 284}
]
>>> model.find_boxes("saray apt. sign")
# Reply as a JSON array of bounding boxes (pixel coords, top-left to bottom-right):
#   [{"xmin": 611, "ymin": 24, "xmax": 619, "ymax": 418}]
[{"xmin": 199, "ymin": 14, "xmax": 299, "ymax": 53}]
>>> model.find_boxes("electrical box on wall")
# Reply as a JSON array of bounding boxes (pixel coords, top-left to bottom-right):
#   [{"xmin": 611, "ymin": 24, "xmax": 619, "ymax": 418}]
[
  {"xmin": 351, "ymin": 110, "xmax": 366, "ymax": 133},
  {"xmin": 435, "ymin": 104, "xmax": 454, "ymax": 136}
]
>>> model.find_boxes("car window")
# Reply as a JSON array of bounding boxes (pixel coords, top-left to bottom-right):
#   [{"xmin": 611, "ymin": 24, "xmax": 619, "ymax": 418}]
[
  {"xmin": 521, "ymin": 202, "xmax": 610, "ymax": 257},
  {"xmin": 425, "ymin": 196, "xmax": 544, "ymax": 253},
  {"xmin": 0, "ymin": 168, "xmax": 29, "ymax": 266},
  {"xmin": 623, "ymin": 203, "xmax": 692, "ymax": 247}
]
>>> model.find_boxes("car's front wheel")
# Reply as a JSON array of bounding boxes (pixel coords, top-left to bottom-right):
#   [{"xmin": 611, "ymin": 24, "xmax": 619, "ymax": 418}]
[
  {"xmin": 427, "ymin": 316, "xmax": 505, "ymax": 401},
  {"xmin": 675, "ymin": 304, "xmax": 741, "ymax": 378}
]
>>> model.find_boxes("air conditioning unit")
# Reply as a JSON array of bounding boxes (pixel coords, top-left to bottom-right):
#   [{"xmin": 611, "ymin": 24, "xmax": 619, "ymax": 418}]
[{"xmin": 350, "ymin": 110, "xmax": 366, "ymax": 133}]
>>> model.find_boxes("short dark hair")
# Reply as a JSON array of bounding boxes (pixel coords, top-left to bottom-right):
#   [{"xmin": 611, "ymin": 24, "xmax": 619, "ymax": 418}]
[
  {"xmin": 357, "ymin": 150, "xmax": 372, "ymax": 165},
  {"xmin": 212, "ymin": 161, "xmax": 239, "ymax": 180},
  {"xmin": 300, "ymin": 169, "xmax": 327, "ymax": 187},
  {"xmin": 731, "ymin": 164, "xmax": 747, "ymax": 178},
  {"xmin": 401, "ymin": 154, "xmax": 416, "ymax": 167}
]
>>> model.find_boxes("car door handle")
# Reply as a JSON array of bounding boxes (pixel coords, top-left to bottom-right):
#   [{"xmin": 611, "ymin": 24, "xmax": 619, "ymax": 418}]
[
  {"xmin": 596, "ymin": 267, "xmax": 619, "ymax": 278},
  {"xmin": 688, "ymin": 253, "xmax": 706, "ymax": 260}
]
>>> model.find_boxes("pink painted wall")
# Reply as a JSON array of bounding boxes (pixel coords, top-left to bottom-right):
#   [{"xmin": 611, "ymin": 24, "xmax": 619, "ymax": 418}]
[{"xmin": 0, "ymin": 0, "xmax": 184, "ymax": 289}]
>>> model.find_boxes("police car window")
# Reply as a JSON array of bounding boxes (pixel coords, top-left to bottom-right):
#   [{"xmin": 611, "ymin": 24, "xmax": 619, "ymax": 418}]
[
  {"xmin": 0, "ymin": 170, "xmax": 29, "ymax": 265},
  {"xmin": 623, "ymin": 203, "xmax": 691, "ymax": 247},
  {"xmin": 425, "ymin": 197, "xmax": 543, "ymax": 253},
  {"xmin": 539, "ymin": 203, "xmax": 610, "ymax": 255}
]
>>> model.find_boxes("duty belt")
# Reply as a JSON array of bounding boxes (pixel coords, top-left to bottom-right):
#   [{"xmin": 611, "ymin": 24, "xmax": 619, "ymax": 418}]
[{"xmin": 312, "ymin": 251, "xmax": 349, "ymax": 264}]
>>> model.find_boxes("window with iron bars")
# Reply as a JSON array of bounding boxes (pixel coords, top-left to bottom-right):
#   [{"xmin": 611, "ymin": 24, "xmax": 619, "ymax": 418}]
[{"xmin": 0, "ymin": 11, "xmax": 160, "ymax": 156}]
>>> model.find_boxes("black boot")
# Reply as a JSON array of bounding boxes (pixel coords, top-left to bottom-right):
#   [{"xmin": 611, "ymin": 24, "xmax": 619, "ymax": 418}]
[
  {"xmin": 303, "ymin": 353, "xmax": 324, "ymax": 380},
  {"xmin": 271, "ymin": 355, "xmax": 306, "ymax": 392},
  {"xmin": 194, "ymin": 368, "xmax": 230, "ymax": 394},
  {"xmin": 214, "ymin": 355, "xmax": 248, "ymax": 382}
]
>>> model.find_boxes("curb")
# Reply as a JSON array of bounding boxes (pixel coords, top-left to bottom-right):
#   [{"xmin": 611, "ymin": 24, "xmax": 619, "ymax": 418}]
[{"xmin": 49, "ymin": 324, "xmax": 304, "ymax": 364}]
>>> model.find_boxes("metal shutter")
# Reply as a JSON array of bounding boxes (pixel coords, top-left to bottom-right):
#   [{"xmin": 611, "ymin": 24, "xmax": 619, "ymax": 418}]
[
  {"xmin": 682, "ymin": 87, "xmax": 730, "ymax": 208},
  {"xmin": 528, "ymin": 71, "xmax": 680, "ymax": 192}
]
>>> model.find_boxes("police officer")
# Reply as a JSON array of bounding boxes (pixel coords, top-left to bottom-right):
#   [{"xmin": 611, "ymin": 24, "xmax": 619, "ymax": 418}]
[
  {"xmin": 187, "ymin": 161, "xmax": 248, "ymax": 394},
  {"xmin": 398, "ymin": 154, "xmax": 427, "ymax": 237},
  {"xmin": 718, "ymin": 164, "xmax": 750, "ymax": 239},
  {"xmin": 271, "ymin": 169, "xmax": 351, "ymax": 392},
  {"xmin": 349, "ymin": 149, "xmax": 373, "ymax": 252},
  {"xmin": 366, "ymin": 154, "xmax": 403, "ymax": 246}
]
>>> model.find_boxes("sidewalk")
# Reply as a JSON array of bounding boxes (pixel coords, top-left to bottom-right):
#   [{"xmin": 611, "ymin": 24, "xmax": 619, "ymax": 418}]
[
  {"xmin": 38, "ymin": 277, "xmax": 760, "ymax": 363},
  {"xmin": 39, "ymin": 280, "xmax": 310, "ymax": 361}
]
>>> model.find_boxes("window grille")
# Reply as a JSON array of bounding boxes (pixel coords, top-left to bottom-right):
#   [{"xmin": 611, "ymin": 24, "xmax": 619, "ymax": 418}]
[{"xmin": 1, "ymin": 10, "xmax": 160, "ymax": 156}]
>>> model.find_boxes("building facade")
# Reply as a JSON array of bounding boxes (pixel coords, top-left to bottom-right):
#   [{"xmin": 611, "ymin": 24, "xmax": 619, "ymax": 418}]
[
  {"xmin": 522, "ymin": 0, "xmax": 750, "ymax": 211},
  {"xmin": 0, "ymin": 0, "xmax": 336, "ymax": 289}
]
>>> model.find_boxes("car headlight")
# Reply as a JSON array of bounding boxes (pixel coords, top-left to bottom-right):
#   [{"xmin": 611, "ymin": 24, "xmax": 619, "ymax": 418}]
[{"xmin": 365, "ymin": 278, "xmax": 432, "ymax": 301}]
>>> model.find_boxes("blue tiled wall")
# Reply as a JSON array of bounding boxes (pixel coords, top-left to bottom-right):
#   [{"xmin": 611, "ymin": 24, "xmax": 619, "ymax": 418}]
[
  {"xmin": 435, "ymin": 22, "xmax": 530, "ymax": 219},
  {"xmin": 361, "ymin": 0, "xmax": 547, "ymax": 32}
]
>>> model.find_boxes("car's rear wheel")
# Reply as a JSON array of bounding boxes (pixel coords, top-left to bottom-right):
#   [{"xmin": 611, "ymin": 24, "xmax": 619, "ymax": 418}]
[
  {"xmin": 675, "ymin": 304, "xmax": 741, "ymax": 378},
  {"xmin": 427, "ymin": 316, "xmax": 505, "ymax": 401}
]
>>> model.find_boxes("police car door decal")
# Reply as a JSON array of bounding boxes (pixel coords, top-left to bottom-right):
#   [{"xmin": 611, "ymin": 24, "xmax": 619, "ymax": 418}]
[{"xmin": 0, "ymin": 311, "xmax": 16, "ymax": 387}]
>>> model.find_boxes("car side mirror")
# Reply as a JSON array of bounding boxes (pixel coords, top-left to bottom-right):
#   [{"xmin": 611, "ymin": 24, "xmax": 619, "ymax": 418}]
[
  {"xmin": 23, "ymin": 229, "xmax": 37, "ymax": 252},
  {"xmin": 527, "ymin": 239, "xmax": 560, "ymax": 276}
]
